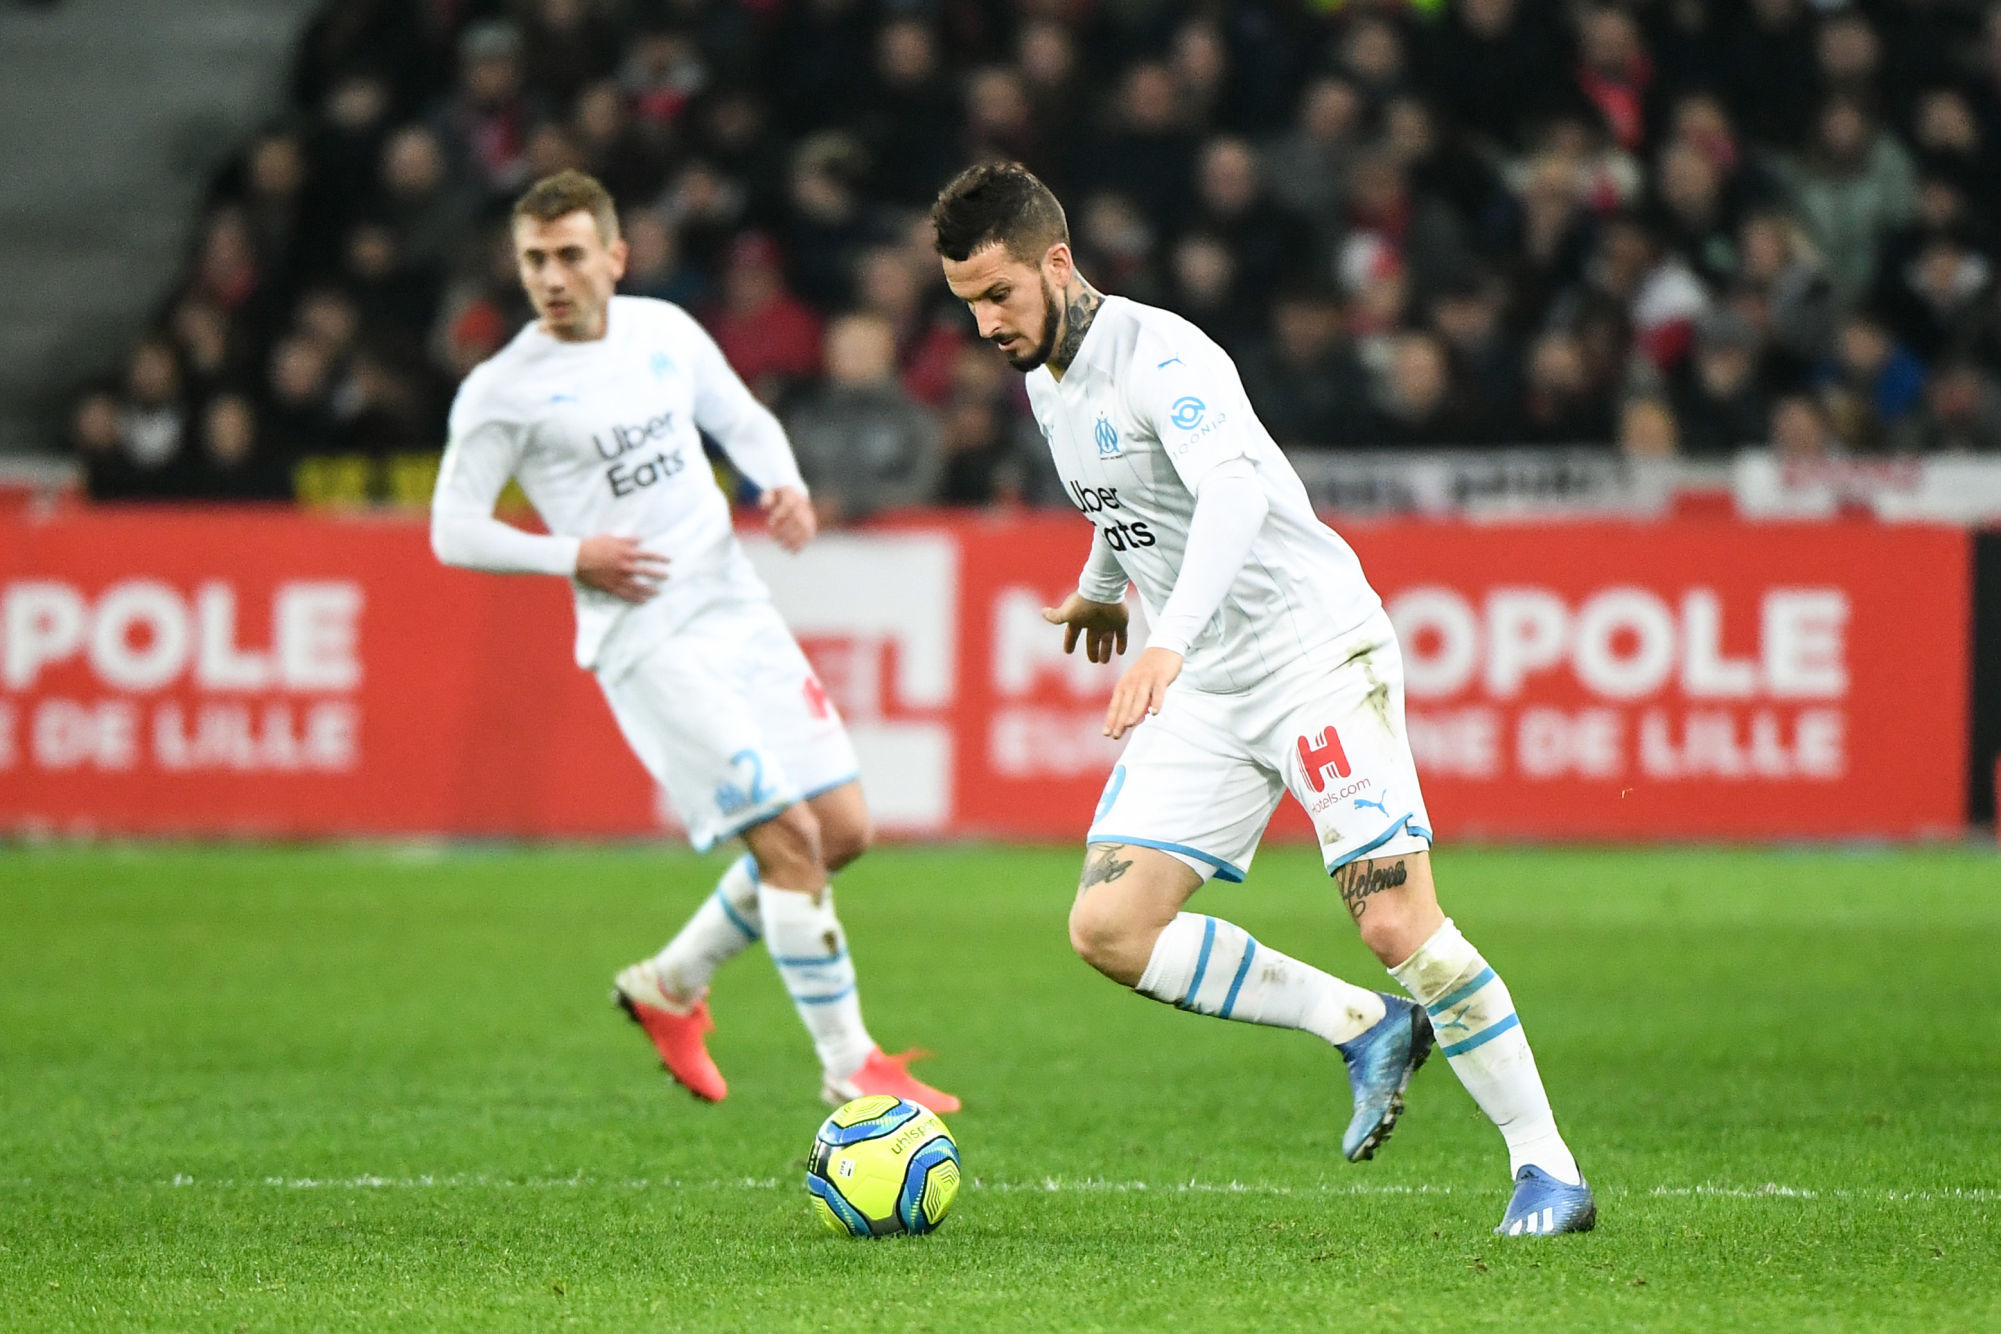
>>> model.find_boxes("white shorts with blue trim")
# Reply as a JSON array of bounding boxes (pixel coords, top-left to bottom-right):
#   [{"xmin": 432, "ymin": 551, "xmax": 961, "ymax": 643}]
[
  {"xmin": 598, "ymin": 598, "xmax": 859, "ymax": 853},
  {"xmin": 1087, "ymin": 608, "xmax": 1433, "ymax": 883}
]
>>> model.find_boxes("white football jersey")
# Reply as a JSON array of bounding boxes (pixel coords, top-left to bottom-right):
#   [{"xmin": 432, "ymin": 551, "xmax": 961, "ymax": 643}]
[
  {"xmin": 435, "ymin": 296, "xmax": 803, "ymax": 672},
  {"xmin": 1024, "ymin": 295, "xmax": 1382, "ymax": 693}
]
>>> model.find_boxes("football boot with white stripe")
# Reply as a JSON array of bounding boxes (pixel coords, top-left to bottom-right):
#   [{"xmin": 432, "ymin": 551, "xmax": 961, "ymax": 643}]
[{"xmin": 1495, "ymin": 1165, "xmax": 1597, "ymax": 1236}]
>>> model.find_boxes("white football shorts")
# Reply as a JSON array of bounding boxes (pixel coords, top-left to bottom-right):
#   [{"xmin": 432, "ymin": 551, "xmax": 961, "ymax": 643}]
[
  {"xmin": 1087, "ymin": 608, "xmax": 1434, "ymax": 883},
  {"xmin": 598, "ymin": 597, "xmax": 859, "ymax": 852}
]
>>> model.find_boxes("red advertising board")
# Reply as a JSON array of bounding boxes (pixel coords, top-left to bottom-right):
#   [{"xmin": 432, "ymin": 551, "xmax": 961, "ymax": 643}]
[{"xmin": 0, "ymin": 509, "xmax": 1970, "ymax": 841}]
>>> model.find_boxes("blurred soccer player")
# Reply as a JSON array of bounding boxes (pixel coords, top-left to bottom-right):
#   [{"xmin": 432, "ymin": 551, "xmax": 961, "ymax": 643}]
[
  {"xmin": 934, "ymin": 163, "xmax": 1587, "ymax": 1234},
  {"xmin": 432, "ymin": 170, "xmax": 956, "ymax": 1113}
]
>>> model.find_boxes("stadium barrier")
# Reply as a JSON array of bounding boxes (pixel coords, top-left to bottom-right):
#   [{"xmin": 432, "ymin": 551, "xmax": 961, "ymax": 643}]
[{"xmin": 0, "ymin": 507, "xmax": 1971, "ymax": 842}]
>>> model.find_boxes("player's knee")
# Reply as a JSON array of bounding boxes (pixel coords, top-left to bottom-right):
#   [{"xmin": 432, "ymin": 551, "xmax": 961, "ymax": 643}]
[
  {"xmin": 819, "ymin": 815, "xmax": 872, "ymax": 873},
  {"xmin": 1067, "ymin": 893, "xmax": 1145, "ymax": 984},
  {"xmin": 749, "ymin": 805, "xmax": 825, "ymax": 884},
  {"xmin": 1354, "ymin": 898, "xmax": 1426, "ymax": 966}
]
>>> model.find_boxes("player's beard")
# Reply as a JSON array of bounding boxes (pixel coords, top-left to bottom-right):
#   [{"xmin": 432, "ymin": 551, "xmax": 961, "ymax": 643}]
[{"xmin": 1001, "ymin": 278, "xmax": 1064, "ymax": 372}]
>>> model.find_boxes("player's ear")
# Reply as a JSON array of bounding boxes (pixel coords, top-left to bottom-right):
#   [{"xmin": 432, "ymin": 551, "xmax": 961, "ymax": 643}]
[
  {"xmin": 607, "ymin": 235, "xmax": 630, "ymax": 282},
  {"xmin": 1043, "ymin": 242, "xmax": 1074, "ymax": 289}
]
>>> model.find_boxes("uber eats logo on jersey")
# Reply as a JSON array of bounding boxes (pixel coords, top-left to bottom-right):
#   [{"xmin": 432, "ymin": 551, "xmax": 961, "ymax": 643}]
[
  {"xmin": 1067, "ymin": 480, "xmax": 1156, "ymax": 551},
  {"xmin": 593, "ymin": 411, "xmax": 686, "ymax": 497}
]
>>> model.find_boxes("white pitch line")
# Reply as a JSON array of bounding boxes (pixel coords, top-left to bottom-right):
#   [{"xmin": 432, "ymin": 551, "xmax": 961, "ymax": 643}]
[{"xmin": 0, "ymin": 1176, "xmax": 1993, "ymax": 1203}]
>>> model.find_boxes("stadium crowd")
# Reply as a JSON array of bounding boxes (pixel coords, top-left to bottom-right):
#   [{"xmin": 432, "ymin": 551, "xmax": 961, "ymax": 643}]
[{"xmin": 71, "ymin": 0, "xmax": 2001, "ymax": 508}]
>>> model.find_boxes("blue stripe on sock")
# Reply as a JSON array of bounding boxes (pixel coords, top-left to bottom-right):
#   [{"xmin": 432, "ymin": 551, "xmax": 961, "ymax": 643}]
[
  {"xmin": 772, "ymin": 948, "xmax": 848, "ymax": 967},
  {"xmin": 1426, "ymin": 966, "xmax": 1496, "ymax": 1017},
  {"xmin": 1217, "ymin": 939, "xmax": 1258, "ymax": 1019},
  {"xmin": 1439, "ymin": 1012, "xmax": 1521, "ymax": 1057},
  {"xmin": 791, "ymin": 985, "xmax": 856, "ymax": 1006},
  {"xmin": 1179, "ymin": 917, "xmax": 1219, "ymax": 1010},
  {"xmin": 713, "ymin": 888, "xmax": 759, "ymax": 940}
]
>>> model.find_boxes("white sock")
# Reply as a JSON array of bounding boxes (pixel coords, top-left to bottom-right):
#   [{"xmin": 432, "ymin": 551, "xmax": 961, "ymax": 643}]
[
  {"xmin": 759, "ymin": 880, "xmax": 875, "ymax": 1081},
  {"xmin": 650, "ymin": 854, "xmax": 762, "ymax": 1001},
  {"xmin": 1390, "ymin": 918, "xmax": 1581, "ymax": 1184},
  {"xmin": 1136, "ymin": 913, "xmax": 1386, "ymax": 1046}
]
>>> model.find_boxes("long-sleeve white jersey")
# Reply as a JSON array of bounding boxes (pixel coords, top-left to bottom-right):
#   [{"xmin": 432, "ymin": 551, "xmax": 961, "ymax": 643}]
[
  {"xmin": 432, "ymin": 295, "xmax": 805, "ymax": 673},
  {"xmin": 1024, "ymin": 295, "xmax": 1383, "ymax": 694}
]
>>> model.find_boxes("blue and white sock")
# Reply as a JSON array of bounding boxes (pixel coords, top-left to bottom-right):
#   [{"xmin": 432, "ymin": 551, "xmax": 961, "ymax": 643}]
[
  {"xmin": 759, "ymin": 881, "xmax": 875, "ymax": 1081},
  {"xmin": 1136, "ymin": 913, "xmax": 1385, "ymax": 1046},
  {"xmin": 651, "ymin": 854, "xmax": 762, "ymax": 1002},
  {"xmin": 1390, "ymin": 918, "xmax": 1581, "ymax": 1184}
]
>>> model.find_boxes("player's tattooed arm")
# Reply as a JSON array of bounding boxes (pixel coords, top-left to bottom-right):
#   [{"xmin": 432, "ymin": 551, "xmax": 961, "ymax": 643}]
[
  {"xmin": 1080, "ymin": 843, "xmax": 1134, "ymax": 890},
  {"xmin": 1335, "ymin": 858, "xmax": 1409, "ymax": 921},
  {"xmin": 1049, "ymin": 282, "xmax": 1104, "ymax": 374}
]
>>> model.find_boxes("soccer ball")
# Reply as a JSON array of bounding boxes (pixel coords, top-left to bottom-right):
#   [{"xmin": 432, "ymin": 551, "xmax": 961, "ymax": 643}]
[{"xmin": 806, "ymin": 1095, "xmax": 960, "ymax": 1237}]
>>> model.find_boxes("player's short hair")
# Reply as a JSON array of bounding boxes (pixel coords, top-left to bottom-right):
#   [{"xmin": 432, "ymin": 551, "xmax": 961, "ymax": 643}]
[
  {"xmin": 930, "ymin": 162, "xmax": 1068, "ymax": 264},
  {"xmin": 512, "ymin": 169, "xmax": 620, "ymax": 244}
]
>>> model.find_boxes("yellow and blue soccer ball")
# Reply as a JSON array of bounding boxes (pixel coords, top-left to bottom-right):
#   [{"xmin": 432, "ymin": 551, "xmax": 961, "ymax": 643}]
[{"xmin": 806, "ymin": 1095, "xmax": 960, "ymax": 1237}]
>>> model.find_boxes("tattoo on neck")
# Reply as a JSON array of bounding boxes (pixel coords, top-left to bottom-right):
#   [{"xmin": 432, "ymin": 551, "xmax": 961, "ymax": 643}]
[
  {"xmin": 1335, "ymin": 858, "xmax": 1408, "ymax": 921},
  {"xmin": 1050, "ymin": 283, "xmax": 1103, "ymax": 373},
  {"xmin": 1081, "ymin": 843, "xmax": 1133, "ymax": 890}
]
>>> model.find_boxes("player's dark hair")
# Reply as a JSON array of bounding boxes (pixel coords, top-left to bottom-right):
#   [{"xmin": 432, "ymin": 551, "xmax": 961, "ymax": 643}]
[
  {"xmin": 930, "ymin": 162, "xmax": 1069, "ymax": 264},
  {"xmin": 513, "ymin": 169, "xmax": 620, "ymax": 244}
]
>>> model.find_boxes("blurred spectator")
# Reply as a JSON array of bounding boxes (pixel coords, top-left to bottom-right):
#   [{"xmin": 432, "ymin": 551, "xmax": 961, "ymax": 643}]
[
  {"xmin": 621, "ymin": 28, "xmax": 706, "ymax": 132},
  {"xmin": 705, "ymin": 234, "xmax": 821, "ymax": 404},
  {"xmin": 169, "ymin": 298, "xmax": 241, "ymax": 403},
  {"xmin": 1877, "ymin": 229, "xmax": 1992, "ymax": 363},
  {"xmin": 236, "ymin": 129, "xmax": 313, "ymax": 293},
  {"xmin": 786, "ymin": 314, "xmax": 941, "ymax": 525},
  {"xmin": 119, "ymin": 337, "xmax": 189, "ymax": 476},
  {"xmin": 1817, "ymin": 311, "xmax": 1926, "ymax": 450},
  {"xmin": 1341, "ymin": 150, "xmax": 1471, "ymax": 311},
  {"xmin": 1515, "ymin": 330, "xmax": 1617, "ymax": 445},
  {"xmin": 1671, "ymin": 309, "xmax": 1771, "ymax": 458},
  {"xmin": 785, "ymin": 132, "xmax": 879, "ymax": 308},
  {"xmin": 1428, "ymin": 276, "xmax": 1520, "ymax": 434},
  {"xmin": 1734, "ymin": 210, "xmax": 1838, "ymax": 368},
  {"xmin": 1168, "ymin": 233, "xmax": 1257, "ymax": 355},
  {"xmin": 187, "ymin": 394, "xmax": 291, "ymax": 501},
  {"xmin": 936, "ymin": 345, "xmax": 1050, "ymax": 506},
  {"xmin": 1721, "ymin": 0, "xmax": 1819, "ymax": 150},
  {"xmin": 343, "ymin": 221, "xmax": 439, "ymax": 334},
  {"xmin": 1265, "ymin": 76, "xmax": 1364, "ymax": 224},
  {"xmin": 1429, "ymin": 0, "xmax": 1571, "ymax": 155},
  {"xmin": 1573, "ymin": 7, "xmax": 1653, "ymax": 154},
  {"xmin": 1896, "ymin": 360, "xmax": 2001, "ymax": 453},
  {"xmin": 1239, "ymin": 283, "xmax": 1369, "ymax": 450},
  {"xmin": 263, "ymin": 335, "xmax": 339, "ymax": 453},
  {"xmin": 1336, "ymin": 15, "xmax": 1408, "ymax": 111},
  {"xmin": 1771, "ymin": 392, "xmax": 1837, "ymax": 460},
  {"xmin": 438, "ymin": 19, "xmax": 532, "ymax": 194},
  {"xmin": 621, "ymin": 210, "xmax": 705, "ymax": 309},
  {"xmin": 1190, "ymin": 138, "xmax": 1316, "ymax": 306},
  {"xmin": 855, "ymin": 19, "xmax": 960, "ymax": 207},
  {"xmin": 521, "ymin": 0, "xmax": 617, "ymax": 110},
  {"xmin": 853, "ymin": 246, "xmax": 962, "ymax": 406},
  {"xmin": 571, "ymin": 81, "xmax": 670, "ymax": 205},
  {"xmin": 1071, "ymin": 63, "xmax": 1195, "ymax": 235},
  {"xmin": 963, "ymin": 66, "xmax": 1042, "ymax": 178},
  {"xmin": 1775, "ymin": 97, "xmax": 1918, "ymax": 303},
  {"xmin": 1618, "ymin": 395, "xmax": 1679, "ymax": 459},
  {"xmin": 71, "ymin": 388, "xmax": 138, "ymax": 500},
  {"xmin": 1367, "ymin": 333, "xmax": 1470, "ymax": 448},
  {"xmin": 378, "ymin": 125, "xmax": 475, "ymax": 272},
  {"xmin": 1073, "ymin": 192, "xmax": 1166, "ymax": 308}
]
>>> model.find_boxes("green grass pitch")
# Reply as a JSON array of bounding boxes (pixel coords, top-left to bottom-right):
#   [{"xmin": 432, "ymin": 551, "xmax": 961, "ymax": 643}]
[{"xmin": 3, "ymin": 842, "xmax": 1998, "ymax": 1331}]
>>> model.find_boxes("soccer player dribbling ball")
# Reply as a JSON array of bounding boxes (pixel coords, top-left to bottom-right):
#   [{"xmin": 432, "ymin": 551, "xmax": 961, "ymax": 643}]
[
  {"xmin": 933, "ymin": 162, "xmax": 1589, "ymax": 1235},
  {"xmin": 431, "ymin": 170, "xmax": 957, "ymax": 1114}
]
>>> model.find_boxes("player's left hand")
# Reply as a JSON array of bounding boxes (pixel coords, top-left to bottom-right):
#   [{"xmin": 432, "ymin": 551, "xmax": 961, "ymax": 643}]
[
  {"xmin": 761, "ymin": 486, "xmax": 816, "ymax": 552},
  {"xmin": 1104, "ymin": 647, "xmax": 1182, "ymax": 739}
]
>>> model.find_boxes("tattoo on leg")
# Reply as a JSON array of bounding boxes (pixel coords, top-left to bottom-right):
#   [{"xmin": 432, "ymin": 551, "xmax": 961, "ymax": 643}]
[
  {"xmin": 1336, "ymin": 858, "xmax": 1408, "ymax": 920},
  {"xmin": 1049, "ymin": 283, "xmax": 1104, "ymax": 373},
  {"xmin": 1081, "ymin": 843, "xmax": 1133, "ymax": 890}
]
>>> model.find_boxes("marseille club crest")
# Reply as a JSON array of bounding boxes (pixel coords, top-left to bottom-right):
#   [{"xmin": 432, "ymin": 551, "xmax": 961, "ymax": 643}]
[{"xmin": 1094, "ymin": 413, "xmax": 1121, "ymax": 459}]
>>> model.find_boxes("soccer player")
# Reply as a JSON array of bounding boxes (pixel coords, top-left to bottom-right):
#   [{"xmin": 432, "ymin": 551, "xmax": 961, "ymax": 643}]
[
  {"xmin": 932, "ymin": 163, "xmax": 1589, "ymax": 1235},
  {"xmin": 431, "ymin": 170, "xmax": 957, "ymax": 1114}
]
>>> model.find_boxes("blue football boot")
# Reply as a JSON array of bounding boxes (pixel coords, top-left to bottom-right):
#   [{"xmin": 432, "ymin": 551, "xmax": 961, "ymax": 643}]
[
  {"xmin": 1334, "ymin": 994, "xmax": 1433, "ymax": 1161},
  {"xmin": 1495, "ymin": 1165, "xmax": 1598, "ymax": 1236}
]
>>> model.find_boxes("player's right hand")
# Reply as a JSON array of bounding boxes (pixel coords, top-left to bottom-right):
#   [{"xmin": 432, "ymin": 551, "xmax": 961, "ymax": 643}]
[
  {"xmin": 1042, "ymin": 593, "xmax": 1129, "ymax": 664},
  {"xmin": 577, "ymin": 535, "xmax": 670, "ymax": 603}
]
